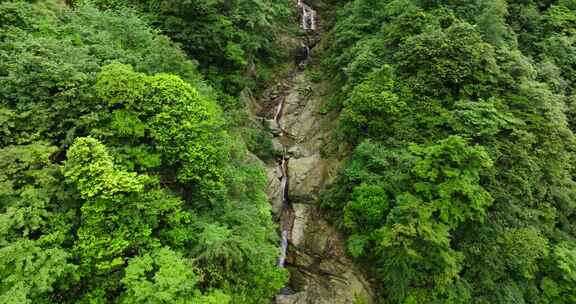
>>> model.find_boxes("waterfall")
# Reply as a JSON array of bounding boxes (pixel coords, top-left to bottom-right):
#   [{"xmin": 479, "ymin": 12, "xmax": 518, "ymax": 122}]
[
  {"xmin": 303, "ymin": 43, "xmax": 310, "ymax": 60},
  {"xmin": 298, "ymin": 1, "xmax": 316, "ymax": 31},
  {"xmin": 277, "ymin": 155, "xmax": 290, "ymax": 267},
  {"xmin": 279, "ymin": 156, "xmax": 288, "ymax": 205},
  {"xmin": 278, "ymin": 230, "xmax": 289, "ymax": 267},
  {"xmin": 274, "ymin": 96, "xmax": 284, "ymax": 134},
  {"xmin": 274, "ymin": 0, "xmax": 318, "ymax": 272}
]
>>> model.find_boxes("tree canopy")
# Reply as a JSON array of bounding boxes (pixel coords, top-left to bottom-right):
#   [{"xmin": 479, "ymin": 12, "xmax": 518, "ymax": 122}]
[
  {"xmin": 4, "ymin": 0, "xmax": 576, "ymax": 303},
  {"xmin": 0, "ymin": 1, "xmax": 287, "ymax": 302},
  {"xmin": 322, "ymin": 0, "xmax": 576, "ymax": 302}
]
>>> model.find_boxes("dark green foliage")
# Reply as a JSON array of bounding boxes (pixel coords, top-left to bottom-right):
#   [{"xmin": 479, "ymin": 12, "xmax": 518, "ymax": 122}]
[
  {"xmin": 329, "ymin": 137, "xmax": 492, "ymax": 302},
  {"xmin": 73, "ymin": 0, "xmax": 291, "ymax": 96},
  {"xmin": 323, "ymin": 0, "xmax": 576, "ymax": 302},
  {"xmin": 0, "ymin": 1, "xmax": 210, "ymax": 147},
  {"xmin": 395, "ymin": 21, "xmax": 498, "ymax": 97},
  {"xmin": 0, "ymin": 240, "xmax": 78, "ymax": 304},
  {"xmin": 242, "ymin": 126, "xmax": 279, "ymax": 161},
  {"xmin": 7, "ymin": 0, "xmax": 576, "ymax": 302},
  {"xmin": 339, "ymin": 65, "xmax": 405, "ymax": 141}
]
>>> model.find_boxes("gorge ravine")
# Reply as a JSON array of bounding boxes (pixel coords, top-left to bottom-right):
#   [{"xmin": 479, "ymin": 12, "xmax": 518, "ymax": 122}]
[{"xmin": 250, "ymin": 1, "xmax": 376, "ymax": 303}]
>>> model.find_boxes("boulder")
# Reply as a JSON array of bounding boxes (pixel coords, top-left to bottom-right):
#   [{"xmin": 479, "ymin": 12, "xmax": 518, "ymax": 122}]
[{"xmin": 287, "ymin": 154, "xmax": 325, "ymax": 201}]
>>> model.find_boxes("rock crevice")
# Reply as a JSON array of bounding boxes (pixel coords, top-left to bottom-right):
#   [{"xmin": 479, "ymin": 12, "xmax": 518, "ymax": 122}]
[{"xmin": 251, "ymin": 1, "xmax": 375, "ymax": 303}]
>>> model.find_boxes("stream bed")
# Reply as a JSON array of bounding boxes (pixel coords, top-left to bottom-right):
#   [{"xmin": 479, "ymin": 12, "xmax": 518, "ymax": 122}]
[{"xmin": 253, "ymin": 1, "xmax": 376, "ymax": 303}]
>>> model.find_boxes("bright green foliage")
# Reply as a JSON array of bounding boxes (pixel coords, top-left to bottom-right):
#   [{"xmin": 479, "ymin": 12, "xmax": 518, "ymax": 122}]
[
  {"xmin": 65, "ymin": 137, "xmax": 146, "ymax": 199},
  {"xmin": 94, "ymin": 63, "xmax": 228, "ymax": 189},
  {"xmin": 0, "ymin": 1, "xmax": 285, "ymax": 303},
  {"xmin": 64, "ymin": 137, "xmax": 176, "ymax": 276},
  {"xmin": 120, "ymin": 247, "xmax": 230, "ymax": 304},
  {"xmin": 0, "ymin": 240, "xmax": 77, "ymax": 304},
  {"xmin": 323, "ymin": 0, "xmax": 576, "ymax": 302}
]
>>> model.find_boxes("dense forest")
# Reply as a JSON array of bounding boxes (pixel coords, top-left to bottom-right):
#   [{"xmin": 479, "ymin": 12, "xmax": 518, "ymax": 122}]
[
  {"xmin": 322, "ymin": 0, "xmax": 576, "ymax": 303},
  {"xmin": 0, "ymin": 0, "xmax": 289, "ymax": 302},
  {"xmin": 1, "ymin": 0, "xmax": 576, "ymax": 303}
]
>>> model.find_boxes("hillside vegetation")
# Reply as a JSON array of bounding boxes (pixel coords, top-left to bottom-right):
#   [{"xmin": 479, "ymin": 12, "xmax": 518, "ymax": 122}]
[
  {"xmin": 322, "ymin": 0, "xmax": 576, "ymax": 303},
  {"xmin": 2, "ymin": 0, "xmax": 576, "ymax": 303},
  {"xmin": 0, "ymin": 1, "xmax": 288, "ymax": 302}
]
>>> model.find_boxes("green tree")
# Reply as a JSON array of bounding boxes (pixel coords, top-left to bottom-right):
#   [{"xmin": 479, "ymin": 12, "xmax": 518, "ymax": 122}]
[
  {"xmin": 340, "ymin": 65, "xmax": 407, "ymax": 141},
  {"xmin": 120, "ymin": 247, "xmax": 230, "ymax": 304},
  {"xmin": 0, "ymin": 240, "xmax": 77, "ymax": 304},
  {"xmin": 94, "ymin": 63, "xmax": 229, "ymax": 190},
  {"xmin": 324, "ymin": 1, "xmax": 576, "ymax": 302},
  {"xmin": 73, "ymin": 0, "xmax": 290, "ymax": 95},
  {"xmin": 64, "ymin": 137, "xmax": 181, "ymax": 278},
  {"xmin": 396, "ymin": 21, "xmax": 498, "ymax": 98},
  {"xmin": 330, "ymin": 136, "xmax": 492, "ymax": 302},
  {"xmin": 0, "ymin": 2, "xmax": 286, "ymax": 302}
]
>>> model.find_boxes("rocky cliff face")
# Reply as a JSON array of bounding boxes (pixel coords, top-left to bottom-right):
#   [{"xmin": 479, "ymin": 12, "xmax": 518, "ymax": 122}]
[
  {"xmin": 270, "ymin": 73, "xmax": 373, "ymax": 304},
  {"xmin": 245, "ymin": 3, "xmax": 375, "ymax": 301}
]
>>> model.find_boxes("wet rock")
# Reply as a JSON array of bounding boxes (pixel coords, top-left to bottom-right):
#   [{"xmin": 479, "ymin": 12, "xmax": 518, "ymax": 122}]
[
  {"xmin": 290, "ymin": 203, "xmax": 309, "ymax": 247},
  {"xmin": 276, "ymin": 292, "xmax": 308, "ymax": 304},
  {"xmin": 287, "ymin": 145, "xmax": 309, "ymax": 158},
  {"xmin": 266, "ymin": 119, "xmax": 282, "ymax": 136},
  {"xmin": 288, "ymin": 153, "xmax": 325, "ymax": 201},
  {"xmin": 266, "ymin": 165, "xmax": 284, "ymax": 215},
  {"xmin": 240, "ymin": 88, "xmax": 260, "ymax": 119},
  {"xmin": 263, "ymin": 70, "xmax": 374, "ymax": 303},
  {"xmin": 286, "ymin": 208, "xmax": 374, "ymax": 304},
  {"xmin": 251, "ymin": 10, "xmax": 375, "ymax": 301},
  {"xmin": 272, "ymin": 138, "xmax": 286, "ymax": 153}
]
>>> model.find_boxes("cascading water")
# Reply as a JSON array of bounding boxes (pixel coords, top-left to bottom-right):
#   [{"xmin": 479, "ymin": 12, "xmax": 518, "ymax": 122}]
[
  {"xmin": 259, "ymin": 3, "xmax": 374, "ymax": 302},
  {"xmin": 274, "ymin": 1, "xmax": 316, "ymax": 271},
  {"xmin": 278, "ymin": 228, "xmax": 289, "ymax": 267},
  {"xmin": 298, "ymin": 0, "xmax": 316, "ymax": 31},
  {"xmin": 274, "ymin": 94, "xmax": 285, "ymax": 134},
  {"xmin": 277, "ymin": 155, "xmax": 290, "ymax": 267},
  {"xmin": 302, "ymin": 42, "xmax": 310, "ymax": 60}
]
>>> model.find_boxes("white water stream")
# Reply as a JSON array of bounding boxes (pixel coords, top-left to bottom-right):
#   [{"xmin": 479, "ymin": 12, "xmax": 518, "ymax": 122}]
[
  {"xmin": 275, "ymin": 0, "xmax": 317, "ymax": 269},
  {"xmin": 277, "ymin": 155, "xmax": 289, "ymax": 267},
  {"xmin": 298, "ymin": 0, "xmax": 316, "ymax": 30},
  {"xmin": 274, "ymin": 94, "xmax": 285, "ymax": 135}
]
